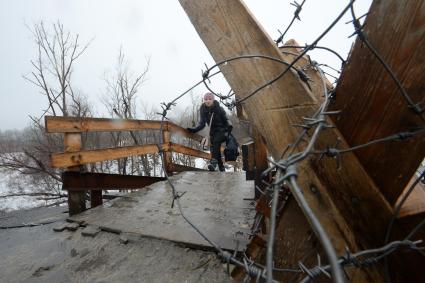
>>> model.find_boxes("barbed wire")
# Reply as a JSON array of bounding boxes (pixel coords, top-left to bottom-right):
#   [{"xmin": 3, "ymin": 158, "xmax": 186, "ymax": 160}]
[
  {"xmin": 155, "ymin": 80, "xmax": 269, "ymax": 280},
  {"xmin": 275, "ymin": 0, "xmax": 307, "ymax": 45},
  {"xmin": 262, "ymin": 63, "xmax": 345, "ymax": 283},
  {"xmin": 201, "ymin": 54, "xmax": 298, "ymax": 108},
  {"xmin": 147, "ymin": 0, "xmax": 425, "ymax": 282},
  {"xmin": 236, "ymin": 0, "xmax": 355, "ymax": 107},
  {"xmin": 349, "ymin": 4, "xmax": 425, "ymax": 124},
  {"xmin": 279, "ymin": 45, "xmax": 346, "ymax": 65}
]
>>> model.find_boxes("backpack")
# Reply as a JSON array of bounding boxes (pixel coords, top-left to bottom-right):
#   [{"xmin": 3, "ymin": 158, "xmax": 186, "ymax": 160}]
[{"xmin": 224, "ymin": 133, "xmax": 239, "ymax": 162}]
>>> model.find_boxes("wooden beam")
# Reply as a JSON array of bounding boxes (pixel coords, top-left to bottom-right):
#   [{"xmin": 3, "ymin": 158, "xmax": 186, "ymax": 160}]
[
  {"xmin": 279, "ymin": 38, "xmax": 334, "ymax": 101},
  {"xmin": 242, "ymin": 141, "xmax": 255, "ymax": 180},
  {"xmin": 178, "ymin": 1, "xmax": 394, "ymax": 281},
  {"xmin": 51, "ymin": 142, "xmax": 209, "ymax": 168},
  {"xmin": 397, "ymin": 180, "xmax": 425, "ymax": 218},
  {"xmin": 45, "ymin": 116, "xmax": 163, "ymax": 133},
  {"xmin": 51, "ymin": 144, "xmax": 163, "ymax": 168},
  {"xmin": 170, "ymin": 143, "xmax": 211, "ymax": 159},
  {"xmin": 179, "ymin": 0, "xmax": 317, "ymax": 157},
  {"xmin": 62, "ymin": 172, "xmax": 165, "ymax": 190},
  {"xmin": 330, "ymin": 0, "xmax": 425, "ymax": 204},
  {"xmin": 64, "ymin": 132, "xmax": 86, "ymax": 215},
  {"xmin": 252, "ymin": 127, "xmax": 268, "ymax": 199},
  {"xmin": 46, "ymin": 116, "xmax": 202, "ymax": 139},
  {"xmin": 169, "ymin": 163, "xmax": 207, "ymax": 172},
  {"xmin": 168, "ymin": 123, "xmax": 204, "ymax": 142},
  {"xmin": 162, "ymin": 129, "xmax": 173, "ymax": 174}
]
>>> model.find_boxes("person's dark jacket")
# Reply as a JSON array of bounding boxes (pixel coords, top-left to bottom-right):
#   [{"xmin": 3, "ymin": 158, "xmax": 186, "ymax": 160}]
[{"xmin": 190, "ymin": 100, "xmax": 231, "ymax": 135}]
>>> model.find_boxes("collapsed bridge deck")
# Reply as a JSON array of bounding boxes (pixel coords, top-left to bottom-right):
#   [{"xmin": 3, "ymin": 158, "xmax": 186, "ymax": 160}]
[{"xmin": 68, "ymin": 171, "xmax": 256, "ymax": 251}]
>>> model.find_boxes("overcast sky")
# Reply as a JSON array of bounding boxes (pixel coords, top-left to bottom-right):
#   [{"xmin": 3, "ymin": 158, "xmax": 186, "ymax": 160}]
[{"xmin": 0, "ymin": 0, "xmax": 372, "ymax": 130}]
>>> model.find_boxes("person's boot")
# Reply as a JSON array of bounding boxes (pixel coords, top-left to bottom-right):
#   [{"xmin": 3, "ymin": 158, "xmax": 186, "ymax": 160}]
[
  {"xmin": 208, "ymin": 158, "xmax": 218, "ymax": 171},
  {"xmin": 218, "ymin": 160, "xmax": 225, "ymax": 172}
]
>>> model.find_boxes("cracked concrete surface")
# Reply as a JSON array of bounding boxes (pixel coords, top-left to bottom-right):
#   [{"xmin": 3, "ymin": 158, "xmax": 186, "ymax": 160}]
[{"xmin": 0, "ymin": 207, "xmax": 233, "ymax": 283}]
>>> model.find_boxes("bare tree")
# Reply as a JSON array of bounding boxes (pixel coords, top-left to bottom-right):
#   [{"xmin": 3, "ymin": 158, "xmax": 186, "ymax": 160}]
[
  {"xmin": 24, "ymin": 21, "xmax": 91, "ymax": 118},
  {"xmin": 101, "ymin": 49, "xmax": 151, "ymax": 176},
  {"xmin": 0, "ymin": 21, "xmax": 91, "ymax": 207}
]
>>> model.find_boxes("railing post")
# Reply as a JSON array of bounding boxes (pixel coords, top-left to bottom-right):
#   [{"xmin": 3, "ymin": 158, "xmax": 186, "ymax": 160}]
[
  {"xmin": 90, "ymin": 189, "xmax": 103, "ymax": 208},
  {"xmin": 162, "ymin": 123, "xmax": 173, "ymax": 175},
  {"xmin": 238, "ymin": 104, "xmax": 268, "ymax": 199},
  {"xmin": 252, "ymin": 127, "xmax": 268, "ymax": 199},
  {"xmin": 64, "ymin": 132, "xmax": 86, "ymax": 215}
]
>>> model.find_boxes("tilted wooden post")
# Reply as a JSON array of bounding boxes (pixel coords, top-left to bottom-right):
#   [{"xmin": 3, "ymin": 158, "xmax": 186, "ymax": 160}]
[
  {"xmin": 64, "ymin": 133, "xmax": 86, "ymax": 215},
  {"xmin": 331, "ymin": 0, "xmax": 425, "ymax": 205},
  {"xmin": 162, "ymin": 122, "xmax": 173, "ymax": 175},
  {"xmin": 177, "ymin": 0, "xmax": 402, "ymax": 281},
  {"xmin": 252, "ymin": 127, "xmax": 268, "ymax": 199}
]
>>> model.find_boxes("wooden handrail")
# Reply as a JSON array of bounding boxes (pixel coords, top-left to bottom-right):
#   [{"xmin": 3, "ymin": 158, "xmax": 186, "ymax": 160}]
[
  {"xmin": 44, "ymin": 116, "xmax": 203, "ymax": 142},
  {"xmin": 170, "ymin": 143, "xmax": 211, "ymax": 159},
  {"xmin": 47, "ymin": 115, "xmax": 214, "ymax": 215},
  {"xmin": 51, "ymin": 142, "xmax": 211, "ymax": 168},
  {"xmin": 51, "ymin": 143, "xmax": 166, "ymax": 168},
  {"xmin": 45, "ymin": 116, "xmax": 163, "ymax": 132}
]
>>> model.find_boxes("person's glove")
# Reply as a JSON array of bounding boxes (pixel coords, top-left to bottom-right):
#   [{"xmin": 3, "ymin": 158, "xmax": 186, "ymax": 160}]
[
  {"xmin": 227, "ymin": 125, "xmax": 233, "ymax": 133},
  {"xmin": 186, "ymin": 127, "xmax": 196, "ymax": 133}
]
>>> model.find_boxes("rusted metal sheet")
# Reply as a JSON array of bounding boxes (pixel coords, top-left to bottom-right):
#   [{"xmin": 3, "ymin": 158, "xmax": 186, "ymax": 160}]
[{"xmin": 62, "ymin": 172, "xmax": 165, "ymax": 190}]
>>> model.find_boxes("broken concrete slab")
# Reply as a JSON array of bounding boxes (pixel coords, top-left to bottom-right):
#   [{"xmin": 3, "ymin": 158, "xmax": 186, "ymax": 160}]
[
  {"xmin": 81, "ymin": 225, "xmax": 100, "ymax": 237},
  {"xmin": 65, "ymin": 222, "xmax": 79, "ymax": 231},
  {"xmin": 119, "ymin": 234, "xmax": 129, "ymax": 245},
  {"xmin": 0, "ymin": 206, "xmax": 67, "ymax": 229},
  {"xmin": 0, "ymin": 214, "xmax": 233, "ymax": 283},
  {"xmin": 53, "ymin": 221, "xmax": 68, "ymax": 232},
  {"xmin": 69, "ymin": 172, "xmax": 255, "ymax": 251}
]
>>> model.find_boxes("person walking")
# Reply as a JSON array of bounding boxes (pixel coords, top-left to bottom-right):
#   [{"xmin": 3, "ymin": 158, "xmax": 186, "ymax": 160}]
[{"xmin": 187, "ymin": 92, "xmax": 232, "ymax": 172}]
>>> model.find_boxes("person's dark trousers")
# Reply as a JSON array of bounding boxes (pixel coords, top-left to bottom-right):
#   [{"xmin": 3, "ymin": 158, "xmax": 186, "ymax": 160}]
[{"xmin": 210, "ymin": 130, "xmax": 227, "ymax": 171}]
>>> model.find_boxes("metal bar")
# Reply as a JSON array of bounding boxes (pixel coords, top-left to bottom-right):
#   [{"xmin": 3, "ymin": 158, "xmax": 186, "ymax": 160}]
[{"xmin": 62, "ymin": 172, "xmax": 166, "ymax": 190}]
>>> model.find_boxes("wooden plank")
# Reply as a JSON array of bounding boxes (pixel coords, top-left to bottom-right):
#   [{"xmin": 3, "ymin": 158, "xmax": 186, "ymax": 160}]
[
  {"xmin": 62, "ymin": 172, "xmax": 166, "ymax": 190},
  {"xmin": 397, "ymin": 180, "xmax": 425, "ymax": 218},
  {"xmin": 241, "ymin": 141, "xmax": 255, "ymax": 180},
  {"xmin": 170, "ymin": 143, "xmax": 211, "ymax": 159},
  {"xmin": 64, "ymin": 132, "xmax": 86, "ymax": 215},
  {"xmin": 168, "ymin": 123, "xmax": 204, "ymax": 142},
  {"xmin": 162, "ymin": 129, "xmax": 173, "ymax": 174},
  {"xmin": 178, "ymin": 1, "xmax": 393, "ymax": 281},
  {"xmin": 51, "ymin": 144, "xmax": 163, "ymax": 168},
  {"xmin": 169, "ymin": 163, "xmax": 207, "ymax": 172},
  {"xmin": 252, "ymin": 127, "xmax": 268, "ymax": 199},
  {"xmin": 45, "ymin": 116, "xmax": 163, "ymax": 133},
  {"xmin": 90, "ymin": 190, "xmax": 103, "ymax": 207},
  {"xmin": 179, "ymin": 0, "xmax": 317, "ymax": 157},
  {"xmin": 45, "ymin": 116, "xmax": 204, "ymax": 142},
  {"xmin": 280, "ymin": 39, "xmax": 334, "ymax": 101},
  {"xmin": 330, "ymin": 0, "xmax": 425, "ymax": 204},
  {"xmin": 391, "ymin": 211, "xmax": 425, "ymax": 283}
]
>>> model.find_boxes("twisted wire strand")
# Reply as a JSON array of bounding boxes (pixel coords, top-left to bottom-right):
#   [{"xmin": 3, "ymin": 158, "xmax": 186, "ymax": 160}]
[{"xmin": 146, "ymin": 1, "xmax": 425, "ymax": 281}]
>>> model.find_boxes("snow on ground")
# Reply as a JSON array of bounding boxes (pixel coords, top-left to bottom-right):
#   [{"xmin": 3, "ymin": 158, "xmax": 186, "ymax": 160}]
[
  {"xmin": 0, "ymin": 169, "xmax": 49, "ymax": 212},
  {"xmin": 0, "ymin": 151, "xmax": 228, "ymax": 212}
]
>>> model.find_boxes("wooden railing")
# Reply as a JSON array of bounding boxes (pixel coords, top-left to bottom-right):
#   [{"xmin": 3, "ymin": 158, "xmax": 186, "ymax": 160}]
[{"xmin": 45, "ymin": 116, "xmax": 210, "ymax": 215}]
